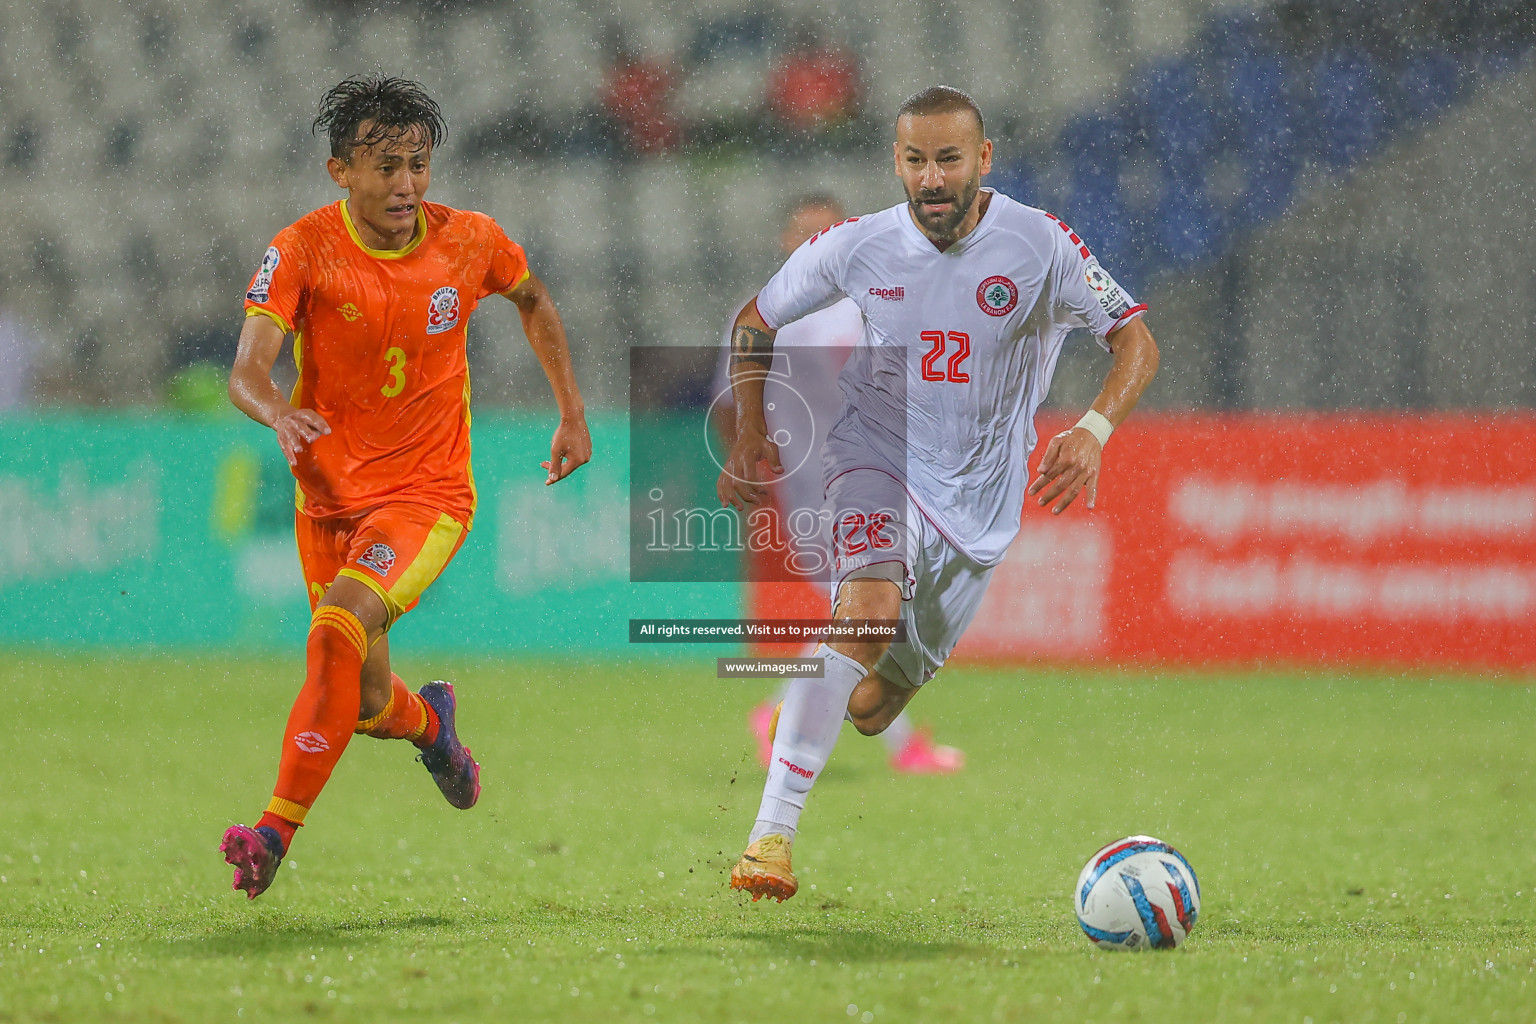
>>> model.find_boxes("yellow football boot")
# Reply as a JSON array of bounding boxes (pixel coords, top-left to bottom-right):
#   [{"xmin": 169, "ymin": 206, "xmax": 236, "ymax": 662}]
[
  {"xmin": 730, "ymin": 833, "xmax": 798, "ymax": 902},
  {"xmin": 750, "ymin": 701, "xmax": 785, "ymax": 767}
]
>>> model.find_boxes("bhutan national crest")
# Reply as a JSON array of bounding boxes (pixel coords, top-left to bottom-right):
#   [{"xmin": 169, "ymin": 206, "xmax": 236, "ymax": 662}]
[
  {"xmin": 426, "ymin": 286, "xmax": 461, "ymax": 334},
  {"xmin": 357, "ymin": 542, "xmax": 397, "ymax": 576}
]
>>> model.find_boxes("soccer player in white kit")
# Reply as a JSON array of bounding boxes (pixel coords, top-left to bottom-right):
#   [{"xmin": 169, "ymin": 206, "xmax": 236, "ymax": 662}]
[
  {"xmin": 712, "ymin": 194, "xmax": 965, "ymax": 775},
  {"xmin": 718, "ymin": 87, "xmax": 1160, "ymax": 902}
]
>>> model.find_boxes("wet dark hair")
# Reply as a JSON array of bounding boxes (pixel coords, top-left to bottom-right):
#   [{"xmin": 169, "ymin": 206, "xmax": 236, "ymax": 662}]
[
  {"xmin": 896, "ymin": 86, "xmax": 984, "ymax": 136},
  {"xmin": 312, "ymin": 75, "xmax": 446, "ymax": 160}
]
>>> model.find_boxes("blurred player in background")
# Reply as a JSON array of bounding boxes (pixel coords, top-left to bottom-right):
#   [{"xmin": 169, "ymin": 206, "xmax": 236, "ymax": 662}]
[
  {"xmin": 719, "ymin": 87, "xmax": 1159, "ymax": 901},
  {"xmin": 221, "ymin": 76, "xmax": 590, "ymax": 899},
  {"xmin": 711, "ymin": 193, "xmax": 963, "ymax": 775}
]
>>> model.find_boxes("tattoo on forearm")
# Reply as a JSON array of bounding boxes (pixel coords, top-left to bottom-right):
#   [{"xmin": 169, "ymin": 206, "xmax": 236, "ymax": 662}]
[{"xmin": 731, "ymin": 324, "xmax": 774, "ymax": 370}]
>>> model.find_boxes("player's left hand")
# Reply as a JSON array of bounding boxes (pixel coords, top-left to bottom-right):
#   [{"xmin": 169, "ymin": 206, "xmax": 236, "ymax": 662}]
[
  {"xmin": 1028, "ymin": 427, "xmax": 1101, "ymax": 514},
  {"xmin": 543, "ymin": 415, "xmax": 592, "ymax": 485}
]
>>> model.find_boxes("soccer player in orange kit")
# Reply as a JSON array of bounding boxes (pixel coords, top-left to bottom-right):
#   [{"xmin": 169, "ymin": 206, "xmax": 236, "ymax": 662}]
[{"xmin": 220, "ymin": 76, "xmax": 591, "ymax": 899}]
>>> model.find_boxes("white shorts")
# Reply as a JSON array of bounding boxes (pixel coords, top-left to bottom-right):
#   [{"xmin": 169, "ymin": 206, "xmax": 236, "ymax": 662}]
[{"xmin": 825, "ymin": 468, "xmax": 997, "ymax": 688}]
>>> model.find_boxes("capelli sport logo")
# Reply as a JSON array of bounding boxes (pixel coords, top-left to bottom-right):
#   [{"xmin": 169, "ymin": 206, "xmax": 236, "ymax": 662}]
[
  {"xmin": 778, "ymin": 757, "xmax": 814, "ymax": 779},
  {"xmin": 868, "ymin": 286, "xmax": 905, "ymax": 301}
]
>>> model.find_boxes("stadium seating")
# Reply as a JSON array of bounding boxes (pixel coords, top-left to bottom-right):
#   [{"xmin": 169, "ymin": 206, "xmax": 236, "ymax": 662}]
[
  {"xmin": 1308, "ymin": 48, "xmax": 1390, "ymax": 169},
  {"xmin": 1000, "ymin": 2, "xmax": 1532, "ymax": 329},
  {"xmin": 1394, "ymin": 49, "xmax": 1462, "ymax": 123},
  {"xmin": 0, "ymin": 0, "xmax": 1528, "ymax": 409}
]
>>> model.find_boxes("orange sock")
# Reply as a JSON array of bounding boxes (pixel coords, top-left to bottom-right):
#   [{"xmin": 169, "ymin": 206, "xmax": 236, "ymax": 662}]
[
  {"xmin": 255, "ymin": 812, "xmax": 297, "ymax": 852},
  {"xmin": 356, "ymin": 673, "xmax": 438, "ymax": 747},
  {"xmin": 263, "ymin": 606, "xmax": 368, "ymax": 835}
]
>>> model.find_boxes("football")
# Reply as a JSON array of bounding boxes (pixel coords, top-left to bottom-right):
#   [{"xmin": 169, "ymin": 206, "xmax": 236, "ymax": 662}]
[{"xmin": 1074, "ymin": 835, "xmax": 1201, "ymax": 951}]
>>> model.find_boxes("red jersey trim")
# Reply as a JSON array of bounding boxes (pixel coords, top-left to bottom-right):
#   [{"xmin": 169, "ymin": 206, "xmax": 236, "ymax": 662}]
[
  {"xmin": 1109, "ymin": 304, "xmax": 1149, "ymax": 331},
  {"xmin": 752, "ymin": 295, "xmax": 783, "ymax": 332}
]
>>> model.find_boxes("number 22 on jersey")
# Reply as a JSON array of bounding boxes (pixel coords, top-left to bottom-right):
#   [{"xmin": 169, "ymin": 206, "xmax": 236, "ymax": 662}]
[{"xmin": 920, "ymin": 330, "xmax": 971, "ymax": 383}]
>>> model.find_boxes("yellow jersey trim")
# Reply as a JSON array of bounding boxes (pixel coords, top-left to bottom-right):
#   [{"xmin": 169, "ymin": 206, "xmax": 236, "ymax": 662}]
[
  {"xmin": 290, "ymin": 328, "xmax": 307, "ymax": 515},
  {"xmin": 463, "ymin": 369, "xmax": 477, "ymax": 528},
  {"xmin": 388, "ymin": 513, "xmax": 465, "ymax": 610},
  {"xmin": 245, "ymin": 307, "xmax": 293, "ymax": 334},
  {"xmin": 339, "ymin": 199, "xmax": 427, "ymax": 259},
  {"xmin": 290, "ymin": 331, "xmax": 305, "ymax": 406},
  {"xmin": 336, "ymin": 568, "xmax": 401, "ymax": 628},
  {"xmin": 501, "ymin": 267, "xmax": 531, "ymax": 296}
]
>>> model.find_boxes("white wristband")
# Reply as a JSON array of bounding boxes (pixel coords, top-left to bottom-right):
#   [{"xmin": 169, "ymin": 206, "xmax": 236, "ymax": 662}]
[{"xmin": 1074, "ymin": 409, "xmax": 1114, "ymax": 447}]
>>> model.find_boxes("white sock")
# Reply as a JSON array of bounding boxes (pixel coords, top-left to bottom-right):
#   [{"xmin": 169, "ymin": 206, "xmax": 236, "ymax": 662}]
[
  {"xmin": 880, "ymin": 710, "xmax": 915, "ymax": 753},
  {"xmin": 748, "ymin": 644, "xmax": 865, "ymax": 844},
  {"xmin": 770, "ymin": 642, "xmax": 817, "ymax": 704}
]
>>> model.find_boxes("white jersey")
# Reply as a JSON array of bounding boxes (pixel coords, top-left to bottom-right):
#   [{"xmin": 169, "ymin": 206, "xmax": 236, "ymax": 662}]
[
  {"xmin": 755, "ymin": 190, "xmax": 1146, "ymax": 566},
  {"xmin": 713, "ymin": 298, "xmax": 863, "ymax": 504}
]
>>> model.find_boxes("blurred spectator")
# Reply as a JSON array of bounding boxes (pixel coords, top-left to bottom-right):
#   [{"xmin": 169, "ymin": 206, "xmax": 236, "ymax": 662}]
[
  {"xmin": 601, "ymin": 33, "xmax": 682, "ymax": 156},
  {"xmin": 766, "ymin": 24, "xmax": 861, "ymax": 135},
  {"xmin": 0, "ymin": 307, "xmax": 34, "ymax": 410}
]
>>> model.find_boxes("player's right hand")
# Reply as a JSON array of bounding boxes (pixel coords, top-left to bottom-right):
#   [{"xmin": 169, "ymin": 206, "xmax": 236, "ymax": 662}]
[
  {"xmin": 273, "ymin": 409, "xmax": 331, "ymax": 468},
  {"xmin": 717, "ymin": 429, "xmax": 783, "ymax": 510},
  {"xmin": 1028, "ymin": 427, "xmax": 1100, "ymax": 514}
]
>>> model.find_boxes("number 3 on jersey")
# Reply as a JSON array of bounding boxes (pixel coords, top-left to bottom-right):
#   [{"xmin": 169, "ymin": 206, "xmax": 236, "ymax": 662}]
[
  {"xmin": 920, "ymin": 330, "xmax": 971, "ymax": 383},
  {"xmin": 381, "ymin": 347, "xmax": 406, "ymax": 397}
]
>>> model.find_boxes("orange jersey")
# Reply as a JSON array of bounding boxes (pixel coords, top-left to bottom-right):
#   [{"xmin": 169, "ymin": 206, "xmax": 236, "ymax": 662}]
[{"xmin": 243, "ymin": 199, "xmax": 529, "ymax": 526}]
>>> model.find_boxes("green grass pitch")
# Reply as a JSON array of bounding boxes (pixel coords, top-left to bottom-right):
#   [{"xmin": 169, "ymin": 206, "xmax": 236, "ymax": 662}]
[{"xmin": 1, "ymin": 652, "xmax": 1534, "ymax": 1023}]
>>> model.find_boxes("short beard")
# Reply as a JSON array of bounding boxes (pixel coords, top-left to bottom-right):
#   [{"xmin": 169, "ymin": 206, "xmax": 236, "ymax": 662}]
[{"xmin": 907, "ymin": 173, "xmax": 981, "ymax": 239}]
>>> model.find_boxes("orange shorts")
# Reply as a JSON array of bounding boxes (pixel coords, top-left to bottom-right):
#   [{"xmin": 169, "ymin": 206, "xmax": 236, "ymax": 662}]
[{"xmin": 296, "ymin": 503, "xmax": 468, "ymax": 627}]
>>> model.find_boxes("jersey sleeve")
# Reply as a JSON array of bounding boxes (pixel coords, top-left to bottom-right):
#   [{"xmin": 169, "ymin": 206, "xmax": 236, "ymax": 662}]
[
  {"xmin": 1047, "ymin": 217, "xmax": 1147, "ymax": 349},
  {"xmin": 242, "ymin": 226, "xmax": 309, "ymax": 334},
  {"xmin": 754, "ymin": 218, "xmax": 860, "ymax": 330},
  {"xmin": 482, "ymin": 217, "xmax": 530, "ymax": 298}
]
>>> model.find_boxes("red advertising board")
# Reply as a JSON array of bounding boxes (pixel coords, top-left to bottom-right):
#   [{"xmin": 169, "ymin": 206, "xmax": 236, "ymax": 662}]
[{"xmin": 750, "ymin": 414, "xmax": 1536, "ymax": 669}]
